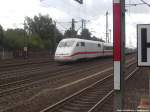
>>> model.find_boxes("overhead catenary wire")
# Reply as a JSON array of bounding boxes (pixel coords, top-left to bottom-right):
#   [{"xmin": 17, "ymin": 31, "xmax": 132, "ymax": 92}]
[
  {"xmin": 140, "ymin": 0, "xmax": 150, "ymax": 7},
  {"xmin": 125, "ymin": 0, "xmax": 150, "ymax": 7},
  {"xmin": 126, "ymin": 3, "xmax": 146, "ymax": 7},
  {"xmin": 40, "ymin": 0, "xmax": 149, "ymax": 39},
  {"xmin": 55, "ymin": 22, "xmax": 69, "ymax": 30}
]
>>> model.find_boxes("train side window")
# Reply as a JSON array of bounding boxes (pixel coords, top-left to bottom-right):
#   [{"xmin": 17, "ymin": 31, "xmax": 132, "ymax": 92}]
[
  {"xmin": 98, "ymin": 44, "xmax": 101, "ymax": 47},
  {"xmin": 76, "ymin": 43, "xmax": 79, "ymax": 47},
  {"xmin": 104, "ymin": 46, "xmax": 112, "ymax": 50},
  {"xmin": 81, "ymin": 42, "xmax": 85, "ymax": 47}
]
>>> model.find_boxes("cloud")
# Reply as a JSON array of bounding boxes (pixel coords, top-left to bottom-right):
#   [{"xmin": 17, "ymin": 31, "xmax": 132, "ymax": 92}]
[
  {"xmin": 0, "ymin": 0, "xmax": 70, "ymax": 29},
  {"xmin": 40, "ymin": 0, "xmax": 112, "ymax": 19},
  {"xmin": 41, "ymin": 0, "xmax": 150, "ymax": 19},
  {"xmin": 126, "ymin": 13, "xmax": 150, "ymax": 47},
  {"xmin": 0, "ymin": 0, "xmax": 149, "ymax": 47},
  {"xmin": 117, "ymin": 0, "xmax": 150, "ymax": 14}
]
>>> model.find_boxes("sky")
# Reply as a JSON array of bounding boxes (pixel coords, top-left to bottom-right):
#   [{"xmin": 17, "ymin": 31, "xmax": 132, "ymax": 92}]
[{"xmin": 0, "ymin": 0, "xmax": 150, "ymax": 48}]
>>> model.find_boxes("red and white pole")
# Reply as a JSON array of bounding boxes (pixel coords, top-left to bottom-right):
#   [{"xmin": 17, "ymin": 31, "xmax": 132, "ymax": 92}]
[
  {"xmin": 113, "ymin": 0, "xmax": 125, "ymax": 111},
  {"xmin": 113, "ymin": 0, "xmax": 121, "ymax": 90}
]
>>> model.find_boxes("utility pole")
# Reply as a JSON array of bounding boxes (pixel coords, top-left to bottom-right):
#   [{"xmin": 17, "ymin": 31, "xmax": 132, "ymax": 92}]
[
  {"xmin": 113, "ymin": 0, "xmax": 125, "ymax": 111},
  {"xmin": 71, "ymin": 19, "xmax": 75, "ymax": 38},
  {"xmin": 70, "ymin": 1, "xmax": 83, "ymax": 38},
  {"xmin": 106, "ymin": 11, "xmax": 109, "ymax": 43},
  {"xmin": 81, "ymin": 19, "xmax": 86, "ymax": 32},
  {"xmin": 71, "ymin": 19, "xmax": 75, "ymax": 31},
  {"xmin": 53, "ymin": 21, "xmax": 57, "ymax": 55},
  {"xmin": 23, "ymin": 20, "xmax": 28, "ymax": 59},
  {"xmin": 82, "ymin": 19, "xmax": 84, "ymax": 32},
  {"xmin": 109, "ymin": 29, "xmax": 111, "ymax": 43}
]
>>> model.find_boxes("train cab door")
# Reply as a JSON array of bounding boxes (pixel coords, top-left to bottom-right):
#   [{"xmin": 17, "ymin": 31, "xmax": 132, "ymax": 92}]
[
  {"xmin": 75, "ymin": 42, "xmax": 86, "ymax": 59},
  {"xmin": 97, "ymin": 43, "xmax": 103, "ymax": 57},
  {"xmin": 80, "ymin": 42, "xmax": 86, "ymax": 58}
]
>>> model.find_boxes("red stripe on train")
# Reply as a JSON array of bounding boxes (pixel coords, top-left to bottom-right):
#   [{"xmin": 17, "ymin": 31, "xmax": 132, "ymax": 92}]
[{"xmin": 61, "ymin": 51, "xmax": 112, "ymax": 57}]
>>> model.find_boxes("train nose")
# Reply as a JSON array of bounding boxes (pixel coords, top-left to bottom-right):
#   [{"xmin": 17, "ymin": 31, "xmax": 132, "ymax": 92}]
[
  {"xmin": 55, "ymin": 53, "xmax": 72, "ymax": 62},
  {"xmin": 54, "ymin": 53, "xmax": 72, "ymax": 62},
  {"xmin": 54, "ymin": 47, "xmax": 73, "ymax": 62}
]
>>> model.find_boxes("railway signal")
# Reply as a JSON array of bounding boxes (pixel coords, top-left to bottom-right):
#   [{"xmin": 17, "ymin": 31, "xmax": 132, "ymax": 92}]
[{"xmin": 137, "ymin": 24, "xmax": 150, "ymax": 66}]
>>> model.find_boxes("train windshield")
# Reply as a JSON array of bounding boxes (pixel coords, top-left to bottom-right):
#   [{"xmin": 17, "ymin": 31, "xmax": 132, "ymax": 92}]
[{"xmin": 58, "ymin": 40, "xmax": 75, "ymax": 47}]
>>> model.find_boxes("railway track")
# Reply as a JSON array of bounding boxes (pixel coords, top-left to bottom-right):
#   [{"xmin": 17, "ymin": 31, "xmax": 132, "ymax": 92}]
[
  {"xmin": 0, "ymin": 57, "xmax": 54, "ymax": 72},
  {"xmin": 41, "ymin": 75, "xmax": 114, "ymax": 112},
  {"xmin": 0, "ymin": 58, "xmax": 115, "ymax": 111},
  {"xmin": 0, "ymin": 62, "xmax": 56, "ymax": 78},
  {"xmin": 0, "ymin": 55, "xmax": 136, "ymax": 112},
  {"xmin": 91, "ymin": 68, "xmax": 149, "ymax": 112},
  {"xmin": 0, "ymin": 57, "xmax": 134, "ymax": 82},
  {"xmin": 0, "ymin": 57, "xmax": 112, "ymax": 79},
  {"xmin": 0, "ymin": 57, "xmax": 135, "ymax": 98},
  {"xmin": 0, "ymin": 59, "xmax": 113, "ymax": 97},
  {"xmin": 40, "ymin": 61, "xmax": 138, "ymax": 112},
  {"xmin": 87, "ymin": 68, "xmax": 139, "ymax": 112},
  {"xmin": 0, "ymin": 58, "xmax": 111, "ymax": 81}
]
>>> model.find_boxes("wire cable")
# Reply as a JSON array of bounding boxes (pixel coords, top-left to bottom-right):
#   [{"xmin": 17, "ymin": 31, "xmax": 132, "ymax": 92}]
[{"xmin": 141, "ymin": 0, "xmax": 150, "ymax": 7}]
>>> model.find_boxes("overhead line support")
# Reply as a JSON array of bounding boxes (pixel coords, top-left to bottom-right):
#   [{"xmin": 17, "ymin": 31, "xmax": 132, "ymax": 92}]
[{"xmin": 74, "ymin": 0, "xmax": 83, "ymax": 4}]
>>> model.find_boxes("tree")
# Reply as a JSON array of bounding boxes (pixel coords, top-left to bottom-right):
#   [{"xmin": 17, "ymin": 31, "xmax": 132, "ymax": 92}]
[
  {"xmin": 80, "ymin": 29, "xmax": 91, "ymax": 40},
  {"xmin": 92, "ymin": 36, "xmax": 105, "ymax": 42},
  {"xmin": 4, "ymin": 28, "xmax": 51, "ymax": 50},
  {"xmin": 0, "ymin": 25, "xmax": 4, "ymax": 48},
  {"xmin": 64, "ymin": 28, "xmax": 77, "ymax": 38},
  {"xmin": 28, "ymin": 34, "xmax": 45, "ymax": 49},
  {"xmin": 56, "ymin": 31, "xmax": 64, "ymax": 43},
  {"xmin": 25, "ymin": 14, "xmax": 63, "ymax": 53},
  {"xmin": 25, "ymin": 14, "xmax": 54, "ymax": 40},
  {"xmin": 4, "ymin": 28, "xmax": 25, "ymax": 50}
]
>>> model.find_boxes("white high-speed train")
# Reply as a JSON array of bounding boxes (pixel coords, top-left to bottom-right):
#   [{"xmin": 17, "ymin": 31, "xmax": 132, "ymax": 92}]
[{"xmin": 54, "ymin": 38, "xmax": 113, "ymax": 62}]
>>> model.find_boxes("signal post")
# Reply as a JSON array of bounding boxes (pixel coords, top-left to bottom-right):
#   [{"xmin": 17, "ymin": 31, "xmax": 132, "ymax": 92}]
[{"xmin": 113, "ymin": 0, "xmax": 125, "ymax": 111}]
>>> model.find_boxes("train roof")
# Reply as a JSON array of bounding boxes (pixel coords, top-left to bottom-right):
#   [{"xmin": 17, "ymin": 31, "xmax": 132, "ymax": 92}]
[
  {"xmin": 60, "ymin": 38, "xmax": 104, "ymax": 44},
  {"xmin": 103, "ymin": 42, "xmax": 113, "ymax": 47}
]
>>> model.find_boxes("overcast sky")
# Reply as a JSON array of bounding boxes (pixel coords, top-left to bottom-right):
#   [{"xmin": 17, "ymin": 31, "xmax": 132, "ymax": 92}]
[{"xmin": 0, "ymin": 0, "xmax": 150, "ymax": 48}]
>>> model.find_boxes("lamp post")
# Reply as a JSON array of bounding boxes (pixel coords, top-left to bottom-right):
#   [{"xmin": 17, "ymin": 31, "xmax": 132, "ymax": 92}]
[
  {"xmin": 23, "ymin": 20, "xmax": 28, "ymax": 59},
  {"xmin": 106, "ymin": 11, "xmax": 109, "ymax": 43},
  {"xmin": 109, "ymin": 29, "xmax": 111, "ymax": 43}
]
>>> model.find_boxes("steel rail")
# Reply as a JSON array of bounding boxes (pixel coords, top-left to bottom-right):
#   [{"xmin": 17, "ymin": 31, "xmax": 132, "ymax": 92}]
[
  {"xmin": 0, "ymin": 60, "xmax": 112, "ymax": 97},
  {"xmin": 0, "ymin": 58, "xmax": 135, "ymax": 97},
  {"xmin": 87, "ymin": 67, "xmax": 139, "ymax": 112},
  {"xmin": 40, "ymin": 61, "xmax": 137, "ymax": 112}
]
